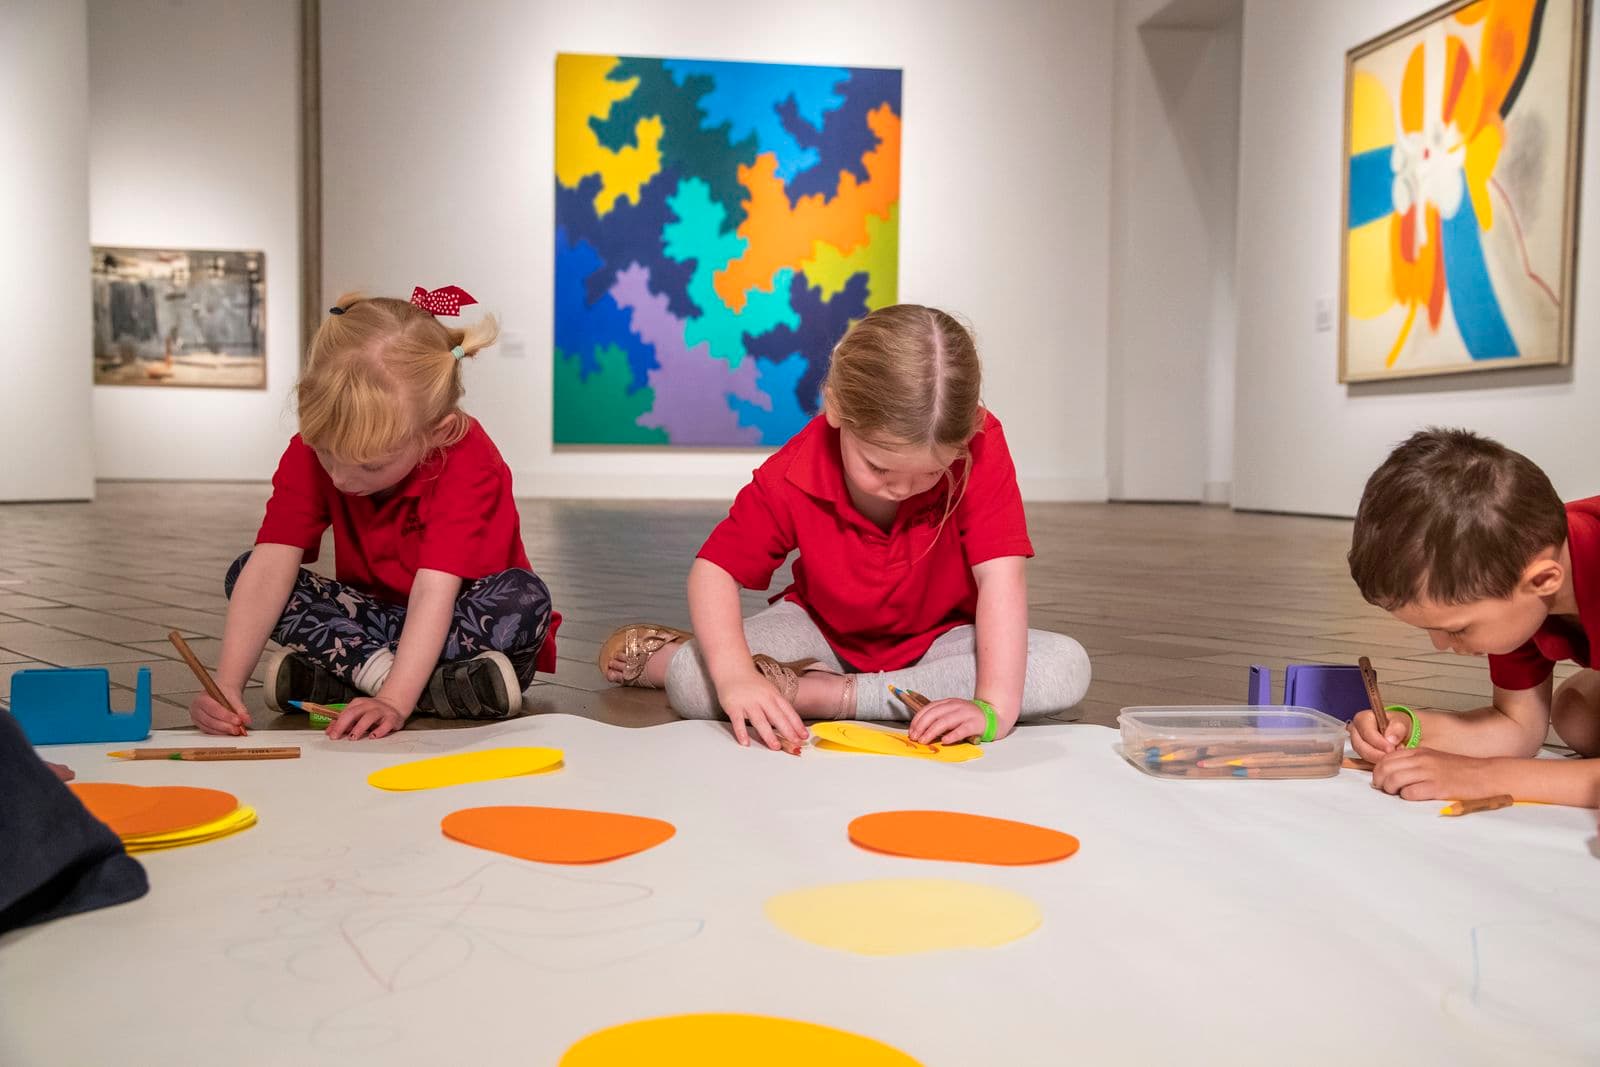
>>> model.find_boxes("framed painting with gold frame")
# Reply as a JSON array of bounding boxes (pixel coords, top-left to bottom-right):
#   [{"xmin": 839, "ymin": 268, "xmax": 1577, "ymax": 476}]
[{"xmin": 1338, "ymin": 0, "xmax": 1587, "ymax": 383}]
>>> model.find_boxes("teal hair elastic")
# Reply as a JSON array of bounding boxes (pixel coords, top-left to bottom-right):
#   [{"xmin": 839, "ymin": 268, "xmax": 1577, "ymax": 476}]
[{"xmin": 451, "ymin": 345, "xmax": 466, "ymax": 360}]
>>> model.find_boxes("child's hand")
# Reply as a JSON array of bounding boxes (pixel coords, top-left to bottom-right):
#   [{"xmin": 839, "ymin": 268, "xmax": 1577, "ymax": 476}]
[
  {"xmin": 190, "ymin": 689, "xmax": 251, "ymax": 736},
  {"xmin": 717, "ymin": 671, "xmax": 805, "ymax": 751},
  {"xmin": 909, "ymin": 698, "xmax": 998, "ymax": 745},
  {"xmin": 45, "ymin": 760, "xmax": 75, "ymax": 782},
  {"xmin": 1370, "ymin": 748, "xmax": 1491, "ymax": 800},
  {"xmin": 1348, "ymin": 708, "xmax": 1412, "ymax": 760},
  {"xmin": 327, "ymin": 696, "xmax": 408, "ymax": 741}
]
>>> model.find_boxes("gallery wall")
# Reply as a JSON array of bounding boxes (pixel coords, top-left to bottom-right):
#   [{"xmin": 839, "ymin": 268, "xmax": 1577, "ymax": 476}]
[
  {"xmin": 320, "ymin": 0, "xmax": 1115, "ymax": 500},
  {"xmin": 0, "ymin": 0, "xmax": 95, "ymax": 502},
  {"xmin": 1233, "ymin": 0, "xmax": 1600, "ymax": 515},
  {"xmin": 86, "ymin": 0, "xmax": 302, "ymax": 482},
  {"xmin": 1107, "ymin": 0, "xmax": 1241, "ymax": 503}
]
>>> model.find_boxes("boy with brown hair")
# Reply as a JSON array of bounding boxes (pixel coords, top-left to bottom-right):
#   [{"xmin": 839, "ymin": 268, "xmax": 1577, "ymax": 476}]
[{"xmin": 1346, "ymin": 428, "xmax": 1600, "ymax": 808}]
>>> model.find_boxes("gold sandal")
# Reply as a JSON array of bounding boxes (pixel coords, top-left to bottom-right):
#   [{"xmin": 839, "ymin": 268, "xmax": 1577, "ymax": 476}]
[
  {"xmin": 597, "ymin": 624, "xmax": 693, "ymax": 687},
  {"xmin": 751, "ymin": 654, "xmax": 815, "ymax": 702},
  {"xmin": 752, "ymin": 656, "xmax": 855, "ymax": 719}
]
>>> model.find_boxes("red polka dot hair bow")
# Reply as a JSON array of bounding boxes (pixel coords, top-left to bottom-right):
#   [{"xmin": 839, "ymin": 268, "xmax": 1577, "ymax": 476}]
[{"xmin": 409, "ymin": 285, "xmax": 477, "ymax": 317}]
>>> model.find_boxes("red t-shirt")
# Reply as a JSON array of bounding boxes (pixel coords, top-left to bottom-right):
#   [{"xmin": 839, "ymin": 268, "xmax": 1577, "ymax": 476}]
[
  {"xmin": 256, "ymin": 418, "xmax": 558, "ymax": 672},
  {"xmin": 698, "ymin": 412, "xmax": 1033, "ymax": 672},
  {"xmin": 1488, "ymin": 496, "xmax": 1600, "ymax": 690}
]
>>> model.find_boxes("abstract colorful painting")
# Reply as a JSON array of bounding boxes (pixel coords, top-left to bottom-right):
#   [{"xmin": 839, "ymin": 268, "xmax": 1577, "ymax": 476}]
[
  {"xmin": 554, "ymin": 54, "xmax": 901, "ymax": 445},
  {"xmin": 1339, "ymin": 0, "xmax": 1586, "ymax": 383}
]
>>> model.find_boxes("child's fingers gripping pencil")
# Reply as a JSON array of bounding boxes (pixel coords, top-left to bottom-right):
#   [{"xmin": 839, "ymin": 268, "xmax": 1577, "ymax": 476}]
[{"xmin": 169, "ymin": 630, "xmax": 248, "ymax": 736}]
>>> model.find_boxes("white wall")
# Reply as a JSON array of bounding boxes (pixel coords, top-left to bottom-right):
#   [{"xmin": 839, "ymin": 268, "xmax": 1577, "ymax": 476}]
[
  {"xmin": 1107, "ymin": 0, "xmax": 1240, "ymax": 503},
  {"xmin": 320, "ymin": 0, "xmax": 1114, "ymax": 500},
  {"xmin": 0, "ymin": 0, "xmax": 96, "ymax": 502},
  {"xmin": 87, "ymin": 0, "xmax": 302, "ymax": 481},
  {"xmin": 1234, "ymin": 0, "xmax": 1600, "ymax": 515}
]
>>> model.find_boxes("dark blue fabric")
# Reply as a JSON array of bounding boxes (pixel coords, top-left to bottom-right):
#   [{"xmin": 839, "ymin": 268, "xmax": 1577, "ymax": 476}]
[
  {"xmin": 226, "ymin": 552, "xmax": 553, "ymax": 689},
  {"xmin": 0, "ymin": 711, "xmax": 148, "ymax": 935}
]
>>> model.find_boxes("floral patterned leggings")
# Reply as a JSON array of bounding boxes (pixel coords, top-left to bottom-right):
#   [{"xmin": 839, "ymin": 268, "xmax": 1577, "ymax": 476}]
[{"xmin": 225, "ymin": 551, "xmax": 553, "ymax": 690}]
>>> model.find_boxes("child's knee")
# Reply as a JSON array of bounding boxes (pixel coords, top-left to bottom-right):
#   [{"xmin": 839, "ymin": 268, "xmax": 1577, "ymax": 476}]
[
  {"xmin": 1551, "ymin": 671, "xmax": 1600, "ymax": 755},
  {"xmin": 662, "ymin": 641, "xmax": 720, "ymax": 720},
  {"xmin": 1026, "ymin": 630, "xmax": 1092, "ymax": 715},
  {"xmin": 224, "ymin": 550, "xmax": 253, "ymax": 598}
]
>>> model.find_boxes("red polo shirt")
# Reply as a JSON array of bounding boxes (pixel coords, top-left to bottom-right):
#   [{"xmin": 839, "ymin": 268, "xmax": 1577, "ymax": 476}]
[
  {"xmin": 698, "ymin": 412, "xmax": 1033, "ymax": 672},
  {"xmin": 256, "ymin": 418, "xmax": 558, "ymax": 672},
  {"xmin": 1489, "ymin": 496, "xmax": 1600, "ymax": 690}
]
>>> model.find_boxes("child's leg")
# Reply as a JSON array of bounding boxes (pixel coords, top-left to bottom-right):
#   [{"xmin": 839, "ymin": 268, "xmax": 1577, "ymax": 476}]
[
  {"xmin": 440, "ymin": 568, "xmax": 554, "ymax": 690},
  {"xmin": 664, "ymin": 600, "xmax": 844, "ymax": 720},
  {"xmin": 225, "ymin": 550, "xmax": 401, "ymax": 687},
  {"xmin": 1551, "ymin": 669, "xmax": 1600, "ymax": 756},
  {"xmin": 850, "ymin": 627, "xmax": 1091, "ymax": 722}
]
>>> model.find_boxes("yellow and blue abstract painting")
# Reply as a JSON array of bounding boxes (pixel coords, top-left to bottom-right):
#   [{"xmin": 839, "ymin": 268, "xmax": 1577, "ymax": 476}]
[
  {"xmin": 1340, "ymin": 0, "xmax": 1584, "ymax": 382},
  {"xmin": 554, "ymin": 54, "xmax": 902, "ymax": 444}
]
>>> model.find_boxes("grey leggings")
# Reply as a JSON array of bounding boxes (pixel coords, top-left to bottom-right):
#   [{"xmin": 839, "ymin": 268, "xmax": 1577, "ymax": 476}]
[{"xmin": 664, "ymin": 599, "xmax": 1091, "ymax": 722}]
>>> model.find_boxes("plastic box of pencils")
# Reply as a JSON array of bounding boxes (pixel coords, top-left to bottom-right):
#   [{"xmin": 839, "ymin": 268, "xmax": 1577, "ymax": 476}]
[{"xmin": 1118, "ymin": 706, "xmax": 1345, "ymax": 780}]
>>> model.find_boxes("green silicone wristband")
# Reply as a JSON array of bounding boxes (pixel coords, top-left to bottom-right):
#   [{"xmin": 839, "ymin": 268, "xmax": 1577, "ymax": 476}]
[
  {"xmin": 1387, "ymin": 704, "xmax": 1421, "ymax": 748},
  {"xmin": 972, "ymin": 699, "xmax": 999, "ymax": 743}
]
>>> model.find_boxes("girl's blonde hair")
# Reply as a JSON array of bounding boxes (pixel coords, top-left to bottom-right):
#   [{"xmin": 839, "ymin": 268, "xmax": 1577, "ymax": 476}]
[
  {"xmin": 823, "ymin": 304, "xmax": 982, "ymax": 454},
  {"xmin": 297, "ymin": 292, "xmax": 498, "ymax": 463}
]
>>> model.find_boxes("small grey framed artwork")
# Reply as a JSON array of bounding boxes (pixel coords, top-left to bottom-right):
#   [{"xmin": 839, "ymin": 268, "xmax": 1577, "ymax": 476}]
[{"xmin": 92, "ymin": 247, "xmax": 266, "ymax": 388}]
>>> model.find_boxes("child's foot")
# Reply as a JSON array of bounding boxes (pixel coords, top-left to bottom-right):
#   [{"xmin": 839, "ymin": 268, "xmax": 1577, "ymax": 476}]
[
  {"xmin": 416, "ymin": 651, "xmax": 522, "ymax": 720},
  {"xmin": 262, "ymin": 648, "xmax": 360, "ymax": 714},
  {"xmin": 598, "ymin": 624, "xmax": 692, "ymax": 687}
]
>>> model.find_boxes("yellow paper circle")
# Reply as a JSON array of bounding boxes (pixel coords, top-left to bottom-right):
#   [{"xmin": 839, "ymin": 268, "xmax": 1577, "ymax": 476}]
[
  {"xmin": 765, "ymin": 878, "xmax": 1041, "ymax": 956},
  {"xmin": 367, "ymin": 747, "xmax": 564, "ymax": 791},
  {"xmin": 559, "ymin": 1013, "xmax": 920, "ymax": 1066}
]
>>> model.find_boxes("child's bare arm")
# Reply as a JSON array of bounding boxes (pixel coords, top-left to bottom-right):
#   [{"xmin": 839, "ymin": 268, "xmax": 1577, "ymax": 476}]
[
  {"xmin": 1372, "ymin": 749, "xmax": 1600, "ymax": 807},
  {"xmin": 192, "ymin": 544, "xmax": 303, "ymax": 735},
  {"xmin": 687, "ymin": 557, "xmax": 804, "ymax": 750},
  {"xmin": 908, "ymin": 555, "xmax": 1028, "ymax": 744},
  {"xmin": 1349, "ymin": 678, "xmax": 1552, "ymax": 760},
  {"xmin": 329, "ymin": 568, "xmax": 461, "ymax": 740}
]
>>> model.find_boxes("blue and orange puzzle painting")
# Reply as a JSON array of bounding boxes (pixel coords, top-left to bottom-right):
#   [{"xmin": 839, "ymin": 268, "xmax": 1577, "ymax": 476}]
[{"xmin": 554, "ymin": 53, "xmax": 902, "ymax": 446}]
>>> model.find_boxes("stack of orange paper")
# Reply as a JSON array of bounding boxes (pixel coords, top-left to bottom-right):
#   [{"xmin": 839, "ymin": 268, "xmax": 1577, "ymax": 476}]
[{"xmin": 69, "ymin": 782, "xmax": 256, "ymax": 853}]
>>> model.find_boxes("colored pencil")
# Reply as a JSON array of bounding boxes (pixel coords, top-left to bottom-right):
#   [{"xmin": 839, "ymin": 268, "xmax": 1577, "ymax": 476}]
[
  {"xmin": 888, "ymin": 684, "xmax": 931, "ymax": 711},
  {"xmin": 1196, "ymin": 752, "xmax": 1340, "ymax": 769},
  {"xmin": 290, "ymin": 700, "xmax": 344, "ymax": 719},
  {"xmin": 168, "ymin": 630, "xmax": 246, "ymax": 733},
  {"xmin": 1358, "ymin": 655, "xmax": 1391, "ymax": 734},
  {"xmin": 108, "ymin": 747, "xmax": 300, "ymax": 761},
  {"xmin": 1440, "ymin": 794, "xmax": 1515, "ymax": 817},
  {"xmin": 772, "ymin": 733, "xmax": 804, "ymax": 757},
  {"xmin": 1342, "ymin": 757, "xmax": 1375, "ymax": 772}
]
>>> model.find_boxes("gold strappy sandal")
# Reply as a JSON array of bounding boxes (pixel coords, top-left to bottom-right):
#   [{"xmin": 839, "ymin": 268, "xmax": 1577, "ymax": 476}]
[
  {"xmin": 597, "ymin": 624, "xmax": 693, "ymax": 687},
  {"xmin": 751, "ymin": 656, "xmax": 855, "ymax": 719}
]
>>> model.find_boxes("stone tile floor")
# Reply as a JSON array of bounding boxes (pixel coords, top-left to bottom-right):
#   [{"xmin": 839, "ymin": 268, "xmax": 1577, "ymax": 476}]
[{"xmin": 1, "ymin": 483, "xmax": 1556, "ymax": 737}]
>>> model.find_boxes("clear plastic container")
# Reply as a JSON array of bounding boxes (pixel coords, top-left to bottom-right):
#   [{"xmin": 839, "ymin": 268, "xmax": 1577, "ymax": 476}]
[{"xmin": 1118, "ymin": 705, "xmax": 1346, "ymax": 780}]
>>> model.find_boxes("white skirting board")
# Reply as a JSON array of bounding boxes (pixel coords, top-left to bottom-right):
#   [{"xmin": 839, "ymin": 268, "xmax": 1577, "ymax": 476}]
[{"xmin": 3, "ymin": 715, "xmax": 1597, "ymax": 1065}]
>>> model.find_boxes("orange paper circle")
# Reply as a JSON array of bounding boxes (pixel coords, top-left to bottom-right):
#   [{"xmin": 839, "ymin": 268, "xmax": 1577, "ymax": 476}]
[
  {"xmin": 442, "ymin": 806, "xmax": 676, "ymax": 864},
  {"xmin": 72, "ymin": 782, "xmax": 239, "ymax": 839},
  {"xmin": 847, "ymin": 810, "xmax": 1080, "ymax": 866},
  {"xmin": 559, "ymin": 1013, "xmax": 919, "ymax": 1066}
]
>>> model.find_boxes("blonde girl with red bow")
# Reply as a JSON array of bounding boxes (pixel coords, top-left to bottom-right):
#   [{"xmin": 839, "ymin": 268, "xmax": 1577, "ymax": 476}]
[{"xmin": 192, "ymin": 286, "xmax": 560, "ymax": 740}]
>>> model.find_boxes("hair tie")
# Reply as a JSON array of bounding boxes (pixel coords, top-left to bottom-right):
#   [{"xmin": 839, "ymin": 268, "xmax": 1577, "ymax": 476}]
[
  {"xmin": 411, "ymin": 285, "xmax": 477, "ymax": 317},
  {"xmin": 328, "ymin": 305, "xmax": 345, "ymax": 316},
  {"xmin": 451, "ymin": 345, "xmax": 466, "ymax": 361}
]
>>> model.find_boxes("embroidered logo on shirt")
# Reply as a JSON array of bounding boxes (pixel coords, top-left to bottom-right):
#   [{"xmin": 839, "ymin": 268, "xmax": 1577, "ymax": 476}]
[{"xmin": 401, "ymin": 510, "xmax": 426, "ymax": 538}]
